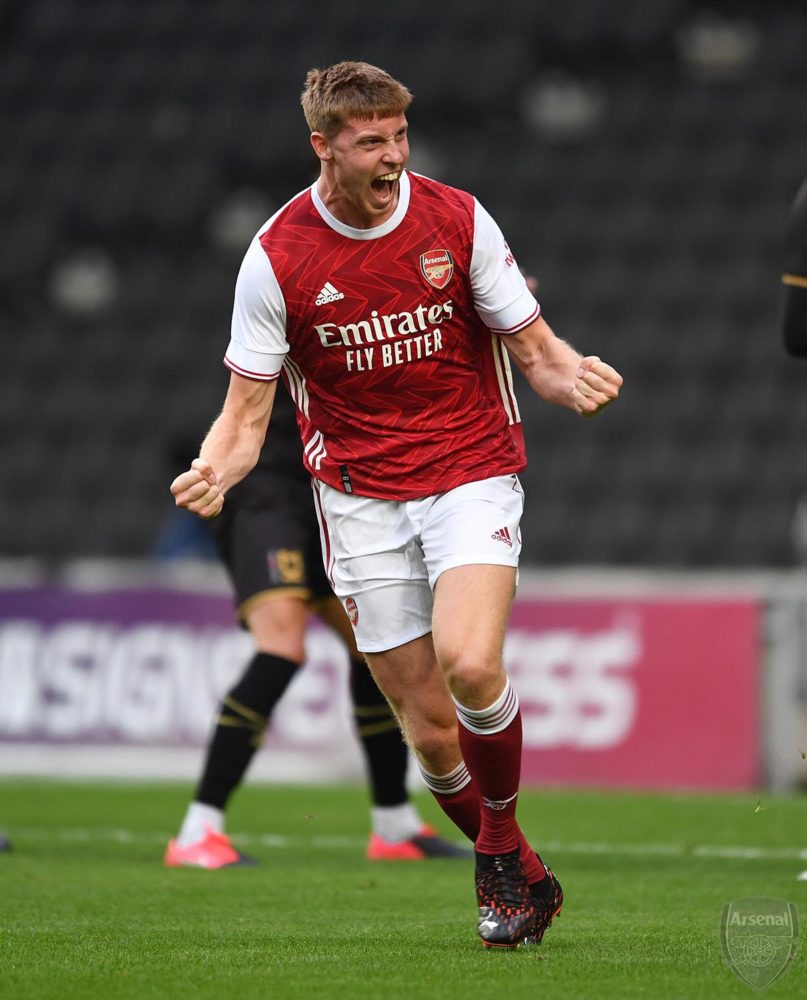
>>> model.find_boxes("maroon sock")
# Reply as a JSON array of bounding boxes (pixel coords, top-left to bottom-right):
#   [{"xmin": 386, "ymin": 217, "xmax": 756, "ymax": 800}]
[
  {"xmin": 419, "ymin": 759, "xmax": 546, "ymax": 884},
  {"xmin": 433, "ymin": 777, "xmax": 482, "ymax": 842},
  {"xmin": 418, "ymin": 761, "xmax": 480, "ymax": 842},
  {"xmin": 517, "ymin": 829, "xmax": 546, "ymax": 884},
  {"xmin": 454, "ymin": 682, "xmax": 522, "ymax": 857}
]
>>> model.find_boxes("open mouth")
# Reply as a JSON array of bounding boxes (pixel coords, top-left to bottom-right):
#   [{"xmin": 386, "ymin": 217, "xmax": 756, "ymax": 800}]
[{"xmin": 371, "ymin": 172, "xmax": 400, "ymax": 197}]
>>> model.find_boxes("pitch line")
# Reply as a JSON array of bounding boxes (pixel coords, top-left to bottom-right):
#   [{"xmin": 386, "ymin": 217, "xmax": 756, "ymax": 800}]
[{"xmin": 5, "ymin": 827, "xmax": 807, "ymax": 862}]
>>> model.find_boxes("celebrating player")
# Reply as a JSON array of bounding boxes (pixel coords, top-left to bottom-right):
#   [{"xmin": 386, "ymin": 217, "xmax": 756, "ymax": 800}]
[
  {"xmin": 165, "ymin": 387, "xmax": 468, "ymax": 867},
  {"xmin": 172, "ymin": 61, "xmax": 622, "ymax": 947}
]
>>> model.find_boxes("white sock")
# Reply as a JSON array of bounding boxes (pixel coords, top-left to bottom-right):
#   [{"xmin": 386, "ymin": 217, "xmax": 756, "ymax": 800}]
[
  {"xmin": 371, "ymin": 802, "xmax": 423, "ymax": 843},
  {"xmin": 177, "ymin": 802, "xmax": 224, "ymax": 847}
]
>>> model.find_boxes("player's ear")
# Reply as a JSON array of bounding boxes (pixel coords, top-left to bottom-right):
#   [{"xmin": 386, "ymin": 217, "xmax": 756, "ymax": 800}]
[{"xmin": 310, "ymin": 132, "xmax": 333, "ymax": 162}]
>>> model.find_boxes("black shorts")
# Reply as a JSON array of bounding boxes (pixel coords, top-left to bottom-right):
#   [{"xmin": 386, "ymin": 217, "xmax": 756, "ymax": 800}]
[{"xmin": 210, "ymin": 482, "xmax": 332, "ymax": 620}]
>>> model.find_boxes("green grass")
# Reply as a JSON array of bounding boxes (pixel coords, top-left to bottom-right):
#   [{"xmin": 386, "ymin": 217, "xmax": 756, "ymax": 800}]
[{"xmin": 1, "ymin": 781, "xmax": 805, "ymax": 999}]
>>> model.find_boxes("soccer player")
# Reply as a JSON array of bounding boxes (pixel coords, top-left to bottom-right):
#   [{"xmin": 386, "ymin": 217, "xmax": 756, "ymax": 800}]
[
  {"xmin": 781, "ymin": 176, "xmax": 807, "ymax": 883},
  {"xmin": 171, "ymin": 62, "xmax": 623, "ymax": 947},
  {"xmin": 165, "ymin": 387, "xmax": 468, "ymax": 867}
]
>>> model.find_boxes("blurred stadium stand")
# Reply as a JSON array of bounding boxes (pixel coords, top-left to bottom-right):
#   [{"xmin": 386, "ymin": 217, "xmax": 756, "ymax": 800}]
[{"xmin": 2, "ymin": 0, "xmax": 807, "ymax": 566}]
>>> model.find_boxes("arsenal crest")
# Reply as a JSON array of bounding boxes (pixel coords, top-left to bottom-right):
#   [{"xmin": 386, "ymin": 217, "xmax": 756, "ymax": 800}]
[
  {"xmin": 719, "ymin": 897, "xmax": 800, "ymax": 993},
  {"xmin": 419, "ymin": 248, "xmax": 454, "ymax": 289},
  {"xmin": 345, "ymin": 596, "xmax": 359, "ymax": 627}
]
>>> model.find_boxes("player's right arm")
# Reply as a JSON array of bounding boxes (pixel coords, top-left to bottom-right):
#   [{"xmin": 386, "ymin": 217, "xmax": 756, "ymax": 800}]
[
  {"xmin": 172, "ymin": 229, "xmax": 288, "ymax": 519},
  {"xmin": 171, "ymin": 373, "xmax": 277, "ymax": 519}
]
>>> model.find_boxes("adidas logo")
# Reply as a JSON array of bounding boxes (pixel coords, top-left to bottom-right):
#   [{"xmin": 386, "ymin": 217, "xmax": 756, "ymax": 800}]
[
  {"xmin": 315, "ymin": 281, "xmax": 345, "ymax": 306},
  {"xmin": 491, "ymin": 526, "xmax": 513, "ymax": 547}
]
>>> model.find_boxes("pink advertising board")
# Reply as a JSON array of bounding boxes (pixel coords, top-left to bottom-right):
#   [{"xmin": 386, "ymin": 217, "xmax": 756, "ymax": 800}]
[
  {"xmin": 508, "ymin": 599, "xmax": 761, "ymax": 790},
  {"xmin": 0, "ymin": 587, "xmax": 761, "ymax": 790}
]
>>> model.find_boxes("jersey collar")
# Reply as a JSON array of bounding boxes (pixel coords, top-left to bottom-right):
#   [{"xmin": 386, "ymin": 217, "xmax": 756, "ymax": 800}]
[{"xmin": 310, "ymin": 171, "xmax": 411, "ymax": 240}]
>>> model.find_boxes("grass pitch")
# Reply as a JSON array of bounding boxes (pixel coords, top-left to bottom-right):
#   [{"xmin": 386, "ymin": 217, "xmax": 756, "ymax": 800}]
[{"xmin": 1, "ymin": 780, "xmax": 805, "ymax": 999}]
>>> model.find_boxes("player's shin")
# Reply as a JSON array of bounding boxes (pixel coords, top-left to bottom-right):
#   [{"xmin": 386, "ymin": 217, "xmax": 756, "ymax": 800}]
[
  {"xmin": 453, "ymin": 679, "xmax": 521, "ymax": 852},
  {"xmin": 418, "ymin": 760, "xmax": 480, "ymax": 842},
  {"xmin": 194, "ymin": 651, "xmax": 300, "ymax": 812},
  {"xmin": 349, "ymin": 657, "xmax": 410, "ymax": 808}
]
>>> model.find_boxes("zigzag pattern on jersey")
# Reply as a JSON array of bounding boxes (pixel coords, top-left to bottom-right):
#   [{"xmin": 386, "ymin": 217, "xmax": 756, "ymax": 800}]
[{"xmin": 259, "ymin": 173, "xmax": 529, "ymax": 499}]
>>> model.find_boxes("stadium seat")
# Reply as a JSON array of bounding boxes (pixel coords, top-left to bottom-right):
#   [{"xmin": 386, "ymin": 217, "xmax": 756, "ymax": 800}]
[{"xmin": 1, "ymin": 0, "xmax": 806, "ymax": 566}]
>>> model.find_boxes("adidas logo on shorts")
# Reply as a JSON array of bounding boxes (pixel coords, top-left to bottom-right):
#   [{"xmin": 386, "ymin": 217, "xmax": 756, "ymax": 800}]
[
  {"xmin": 315, "ymin": 281, "xmax": 345, "ymax": 305},
  {"xmin": 491, "ymin": 526, "xmax": 513, "ymax": 547}
]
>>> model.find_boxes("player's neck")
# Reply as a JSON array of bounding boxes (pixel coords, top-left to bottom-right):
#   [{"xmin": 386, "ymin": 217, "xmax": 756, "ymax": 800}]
[{"xmin": 315, "ymin": 175, "xmax": 399, "ymax": 231}]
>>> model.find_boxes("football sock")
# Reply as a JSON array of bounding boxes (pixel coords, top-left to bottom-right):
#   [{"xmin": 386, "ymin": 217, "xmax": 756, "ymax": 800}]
[
  {"xmin": 521, "ymin": 835, "xmax": 548, "ymax": 883},
  {"xmin": 370, "ymin": 803, "xmax": 423, "ymax": 842},
  {"xmin": 177, "ymin": 802, "xmax": 224, "ymax": 848},
  {"xmin": 349, "ymin": 657, "xmax": 411, "ymax": 808},
  {"xmin": 419, "ymin": 760, "xmax": 544, "ymax": 883},
  {"xmin": 419, "ymin": 761, "xmax": 479, "ymax": 841},
  {"xmin": 194, "ymin": 651, "xmax": 301, "ymax": 811},
  {"xmin": 453, "ymin": 679, "xmax": 523, "ymax": 858}
]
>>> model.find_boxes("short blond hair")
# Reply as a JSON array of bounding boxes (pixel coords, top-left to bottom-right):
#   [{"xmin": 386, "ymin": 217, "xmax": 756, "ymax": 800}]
[{"xmin": 301, "ymin": 61, "xmax": 413, "ymax": 138}]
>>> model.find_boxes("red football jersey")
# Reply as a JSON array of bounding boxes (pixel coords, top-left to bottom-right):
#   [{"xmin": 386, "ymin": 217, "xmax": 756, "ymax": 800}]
[{"xmin": 225, "ymin": 171, "xmax": 539, "ymax": 500}]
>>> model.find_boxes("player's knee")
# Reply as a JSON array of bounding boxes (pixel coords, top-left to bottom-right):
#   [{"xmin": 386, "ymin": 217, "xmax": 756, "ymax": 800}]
[
  {"xmin": 441, "ymin": 654, "xmax": 504, "ymax": 708},
  {"xmin": 406, "ymin": 715, "xmax": 457, "ymax": 763},
  {"xmin": 251, "ymin": 619, "xmax": 306, "ymax": 663},
  {"xmin": 255, "ymin": 639, "xmax": 306, "ymax": 663},
  {"xmin": 247, "ymin": 598, "xmax": 308, "ymax": 662}
]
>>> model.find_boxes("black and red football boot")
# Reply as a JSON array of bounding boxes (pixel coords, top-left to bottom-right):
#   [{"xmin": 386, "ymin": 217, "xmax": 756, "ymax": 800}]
[
  {"xmin": 475, "ymin": 847, "xmax": 536, "ymax": 948},
  {"xmin": 526, "ymin": 862, "xmax": 563, "ymax": 945}
]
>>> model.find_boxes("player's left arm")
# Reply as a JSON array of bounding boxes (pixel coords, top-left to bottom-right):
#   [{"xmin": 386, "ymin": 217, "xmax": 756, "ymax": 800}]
[
  {"xmin": 501, "ymin": 315, "xmax": 623, "ymax": 416},
  {"xmin": 469, "ymin": 200, "xmax": 620, "ymax": 413},
  {"xmin": 783, "ymin": 178, "xmax": 807, "ymax": 356}
]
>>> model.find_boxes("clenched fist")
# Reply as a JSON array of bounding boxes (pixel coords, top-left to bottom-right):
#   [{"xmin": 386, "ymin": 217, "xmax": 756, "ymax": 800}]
[
  {"xmin": 170, "ymin": 458, "xmax": 224, "ymax": 519},
  {"xmin": 572, "ymin": 356, "xmax": 623, "ymax": 417}
]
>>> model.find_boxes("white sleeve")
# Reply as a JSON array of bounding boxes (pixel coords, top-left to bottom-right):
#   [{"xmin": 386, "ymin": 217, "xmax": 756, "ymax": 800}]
[
  {"xmin": 224, "ymin": 236, "xmax": 289, "ymax": 381},
  {"xmin": 470, "ymin": 199, "xmax": 540, "ymax": 335}
]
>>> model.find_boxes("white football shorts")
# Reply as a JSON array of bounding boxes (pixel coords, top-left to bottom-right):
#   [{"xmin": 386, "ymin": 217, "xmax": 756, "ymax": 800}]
[{"xmin": 311, "ymin": 474, "xmax": 524, "ymax": 653}]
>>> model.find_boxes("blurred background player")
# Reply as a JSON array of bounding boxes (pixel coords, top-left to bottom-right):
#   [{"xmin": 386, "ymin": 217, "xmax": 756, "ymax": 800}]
[
  {"xmin": 782, "ymin": 177, "xmax": 807, "ymax": 359},
  {"xmin": 164, "ymin": 386, "xmax": 469, "ymax": 868},
  {"xmin": 780, "ymin": 175, "xmax": 807, "ymax": 883}
]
